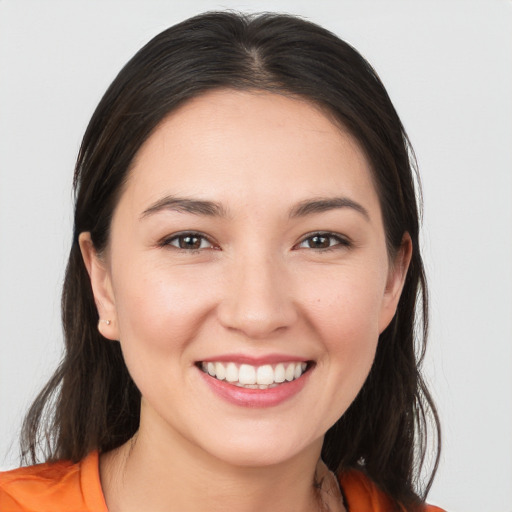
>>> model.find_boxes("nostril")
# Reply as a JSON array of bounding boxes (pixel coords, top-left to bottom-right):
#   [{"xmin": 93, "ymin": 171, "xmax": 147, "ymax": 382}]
[
  {"xmin": 216, "ymin": 298, "xmax": 297, "ymax": 340},
  {"xmin": 215, "ymin": 261, "xmax": 298, "ymax": 339}
]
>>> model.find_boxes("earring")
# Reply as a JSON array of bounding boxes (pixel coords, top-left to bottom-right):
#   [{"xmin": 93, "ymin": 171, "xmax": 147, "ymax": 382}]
[{"xmin": 100, "ymin": 319, "xmax": 111, "ymax": 325}]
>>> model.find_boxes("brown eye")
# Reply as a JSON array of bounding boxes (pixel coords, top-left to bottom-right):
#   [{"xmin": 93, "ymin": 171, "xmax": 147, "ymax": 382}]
[
  {"xmin": 179, "ymin": 235, "xmax": 202, "ymax": 249},
  {"xmin": 297, "ymin": 233, "xmax": 351, "ymax": 250},
  {"xmin": 165, "ymin": 232, "xmax": 213, "ymax": 250},
  {"xmin": 307, "ymin": 235, "xmax": 331, "ymax": 249}
]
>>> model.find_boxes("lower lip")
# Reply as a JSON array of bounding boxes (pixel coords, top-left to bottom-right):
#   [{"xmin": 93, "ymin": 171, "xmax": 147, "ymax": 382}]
[{"xmin": 197, "ymin": 366, "xmax": 311, "ymax": 408}]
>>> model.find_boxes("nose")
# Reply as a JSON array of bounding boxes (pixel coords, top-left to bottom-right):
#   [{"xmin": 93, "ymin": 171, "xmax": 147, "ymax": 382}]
[{"xmin": 217, "ymin": 253, "xmax": 298, "ymax": 339}]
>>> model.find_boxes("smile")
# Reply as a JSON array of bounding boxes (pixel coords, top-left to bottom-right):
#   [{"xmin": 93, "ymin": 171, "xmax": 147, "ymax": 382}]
[{"xmin": 200, "ymin": 361, "xmax": 309, "ymax": 389}]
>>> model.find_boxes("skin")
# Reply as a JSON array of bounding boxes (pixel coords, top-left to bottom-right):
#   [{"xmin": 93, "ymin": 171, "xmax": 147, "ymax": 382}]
[{"xmin": 80, "ymin": 89, "xmax": 411, "ymax": 512}]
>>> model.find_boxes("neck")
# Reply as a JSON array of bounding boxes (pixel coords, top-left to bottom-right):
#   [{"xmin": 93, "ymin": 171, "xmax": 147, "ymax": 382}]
[{"xmin": 100, "ymin": 424, "xmax": 343, "ymax": 512}]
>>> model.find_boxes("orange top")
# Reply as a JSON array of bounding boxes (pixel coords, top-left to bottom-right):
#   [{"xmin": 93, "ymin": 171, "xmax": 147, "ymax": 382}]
[{"xmin": 0, "ymin": 452, "xmax": 445, "ymax": 512}]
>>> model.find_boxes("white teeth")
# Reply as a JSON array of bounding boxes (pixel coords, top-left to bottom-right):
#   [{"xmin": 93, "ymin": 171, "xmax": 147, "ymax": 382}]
[
  {"xmin": 200, "ymin": 361, "xmax": 308, "ymax": 388},
  {"xmin": 274, "ymin": 363, "xmax": 285, "ymax": 383},
  {"xmin": 215, "ymin": 362, "xmax": 226, "ymax": 380},
  {"xmin": 225, "ymin": 362, "xmax": 238, "ymax": 383},
  {"xmin": 256, "ymin": 364, "xmax": 274, "ymax": 385},
  {"xmin": 285, "ymin": 363, "xmax": 295, "ymax": 382},
  {"xmin": 239, "ymin": 364, "xmax": 256, "ymax": 385}
]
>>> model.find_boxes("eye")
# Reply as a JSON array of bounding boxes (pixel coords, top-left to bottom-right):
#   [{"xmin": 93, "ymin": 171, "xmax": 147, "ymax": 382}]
[
  {"xmin": 163, "ymin": 232, "xmax": 214, "ymax": 251},
  {"xmin": 296, "ymin": 232, "xmax": 351, "ymax": 250}
]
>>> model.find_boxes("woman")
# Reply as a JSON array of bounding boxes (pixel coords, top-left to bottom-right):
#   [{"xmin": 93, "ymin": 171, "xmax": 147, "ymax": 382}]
[{"xmin": 0, "ymin": 11, "xmax": 443, "ymax": 512}]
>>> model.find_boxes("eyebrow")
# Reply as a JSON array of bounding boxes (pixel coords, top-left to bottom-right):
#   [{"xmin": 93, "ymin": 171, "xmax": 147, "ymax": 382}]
[
  {"xmin": 140, "ymin": 196, "xmax": 228, "ymax": 220},
  {"xmin": 289, "ymin": 197, "xmax": 370, "ymax": 220},
  {"xmin": 140, "ymin": 195, "xmax": 369, "ymax": 221}
]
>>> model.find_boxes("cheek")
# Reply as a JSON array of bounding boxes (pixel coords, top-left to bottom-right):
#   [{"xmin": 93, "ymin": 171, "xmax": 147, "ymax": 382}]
[
  {"xmin": 111, "ymin": 261, "xmax": 218, "ymax": 356},
  {"xmin": 300, "ymin": 265, "xmax": 386, "ymax": 407},
  {"xmin": 319, "ymin": 292, "xmax": 380, "ymax": 387},
  {"xmin": 109, "ymin": 263, "xmax": 222, "ymax": 413},
  {"xmin": 304, "ymin": 264, "xmax": 386, "ymax": 344}
]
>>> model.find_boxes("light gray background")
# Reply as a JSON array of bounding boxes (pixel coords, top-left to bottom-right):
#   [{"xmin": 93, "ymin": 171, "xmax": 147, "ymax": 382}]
[{"xmin": 1, "ymin": 1, "xmax": 511, "ymax": 511}]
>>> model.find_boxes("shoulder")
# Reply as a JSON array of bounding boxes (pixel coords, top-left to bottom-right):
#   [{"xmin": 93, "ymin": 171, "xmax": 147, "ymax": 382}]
[
  {"xmin": 0, "ymin": 452, "xmax": 107, "ymax": 512},
  {"xmin": 340, "ymin": 470, "xmax": 446, "ymax": 512}
]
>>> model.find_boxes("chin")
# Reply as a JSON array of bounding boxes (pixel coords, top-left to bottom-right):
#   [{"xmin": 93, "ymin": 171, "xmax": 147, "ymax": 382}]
[{"xmin": 195, "ymin": 429, "xmax": 322, "ymax": 469}]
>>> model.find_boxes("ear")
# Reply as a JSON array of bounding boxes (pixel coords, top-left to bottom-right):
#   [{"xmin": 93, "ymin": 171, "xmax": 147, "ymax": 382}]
[
  {"xmin": 378, "ymin": 233, "xmax": 413, "ymax": 333},
  {"xmin": 78, "ymin": 232, "xmax": 119, "ymax": 340}
]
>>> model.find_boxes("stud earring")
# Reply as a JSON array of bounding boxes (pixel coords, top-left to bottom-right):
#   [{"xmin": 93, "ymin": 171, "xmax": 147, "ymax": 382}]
[{"xmin": 100, "ymin": 319, "xmax": 111, "ymax": 326}]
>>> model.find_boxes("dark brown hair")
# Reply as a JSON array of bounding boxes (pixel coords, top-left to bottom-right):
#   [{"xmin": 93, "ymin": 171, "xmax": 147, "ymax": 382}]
[{"xmin": 21, "ymin": 11, "xmax": 440, "ymax": 510}]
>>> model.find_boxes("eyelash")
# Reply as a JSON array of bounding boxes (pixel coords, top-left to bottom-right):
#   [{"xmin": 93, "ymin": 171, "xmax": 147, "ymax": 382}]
[
  {"xmin": 295, "ymin": 232, "xmax": 352, "ymax": 252},
  {"xmin": 160, "ymin": 231, "xmax": 216, "ymax": 252},
  {"xmin": 160, "ymin": 231, "xmax": 351, "ymax": 253}
]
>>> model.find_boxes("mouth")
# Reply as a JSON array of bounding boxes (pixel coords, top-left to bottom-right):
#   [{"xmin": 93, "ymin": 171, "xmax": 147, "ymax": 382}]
[{"xmin": 198, "ymin": 361, "xmax": 312, "ymax": 390}]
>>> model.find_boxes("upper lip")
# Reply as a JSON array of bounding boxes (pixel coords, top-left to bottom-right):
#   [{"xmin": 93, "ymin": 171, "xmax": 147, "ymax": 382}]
[{"xmin": 198, "ymin": 353, "xmax": 311, "ymax": 366}]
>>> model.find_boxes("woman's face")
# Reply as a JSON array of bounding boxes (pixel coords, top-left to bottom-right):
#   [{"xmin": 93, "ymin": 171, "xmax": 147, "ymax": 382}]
[{"xmin": 82, "ymin": 89, "xmax": 409, "ymax": 468}]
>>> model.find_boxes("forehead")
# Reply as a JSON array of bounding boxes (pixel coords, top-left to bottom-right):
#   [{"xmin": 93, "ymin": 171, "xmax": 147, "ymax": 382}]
[{"xmin": 121, "ymin": 89, "xmax": 380, "ymax": 218}]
